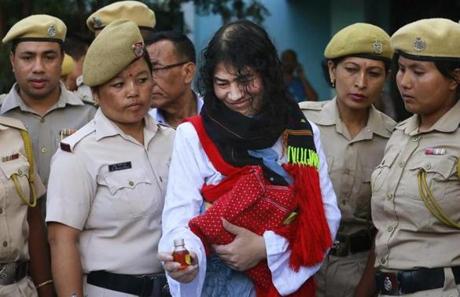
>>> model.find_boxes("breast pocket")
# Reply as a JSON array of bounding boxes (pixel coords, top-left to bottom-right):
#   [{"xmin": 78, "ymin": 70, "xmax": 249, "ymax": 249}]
[
  {"xmin": 0, "ymin": 153, "xmax": 31, "ymax": 206},
  {"xmin": 371, "ymin": 151, "xmax": 400, "ymax": 193},
  {"xmin": 408, "ymin": 155, "xmax": 457, "ymax": 201},
  {"xmin": 98, "ymin": 169, "xmax": 155, "ymax": 219}
]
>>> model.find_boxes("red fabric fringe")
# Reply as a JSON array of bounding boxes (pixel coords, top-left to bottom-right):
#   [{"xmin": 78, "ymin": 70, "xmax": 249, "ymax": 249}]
[{"xmin": 282, "ymin": 164, "xmax": 333, "ymax": 269}]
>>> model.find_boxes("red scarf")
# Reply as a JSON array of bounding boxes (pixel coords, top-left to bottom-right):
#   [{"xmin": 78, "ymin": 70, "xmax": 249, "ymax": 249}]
[{"xmin": 188, "ymin": 115, "xmax": 332, "ymax": 297}]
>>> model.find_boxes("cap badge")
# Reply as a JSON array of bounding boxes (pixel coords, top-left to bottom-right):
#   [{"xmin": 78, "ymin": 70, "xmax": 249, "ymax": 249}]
[
  {"xmin": 413, "ymin": 37, "xmax": 426, "ymax": 52},
  {"xmin": 132, "ymin": 42, "xmax": 144, "ymax": 58},
  {"xmin": 47, "ymin": 25, "xmax": 57, "ymax": 37},
  {"xmin": 93, "ymin": 16, "xmax": 103, "ymax": 29},
  {"xmin": 372, "ymin": 40, "xmax": 383, "ymax": 54}
]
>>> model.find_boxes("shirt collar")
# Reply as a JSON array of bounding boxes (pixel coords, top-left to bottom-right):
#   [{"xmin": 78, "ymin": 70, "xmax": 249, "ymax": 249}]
[
  {"xmin": 94, "ymin": 109, "xmax": 158, "ymax": 146},
  {"xmin": 315, "ymin": 97, "xmax": 392, "ymax": 139},
  {"xmin": 149, "ymin": 93, "xmax": 204, "ymax": 128},
  {"xmin": 0, "ymin": 82, "xmax": 84, "ymax": 114},
  {"xmin": 399, "ymin": 100, "xmax": 460, "ymax": 135}
]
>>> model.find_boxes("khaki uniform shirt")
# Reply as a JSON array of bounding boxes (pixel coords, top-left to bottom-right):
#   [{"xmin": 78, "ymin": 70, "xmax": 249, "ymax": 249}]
[
  {"xmin": 0, "ymin": 82, "xmax": 96, "ymax": 185},
  {"xmin": 0, "ymin": 116, "xmax": 45, "ymax": 263},
  {"xmin": 46, "ymin": 110, "xmax": 175, "ymax": 274},
  {"xmin": 301, "ymin": 99, "xmax": 395, "ymax": 235},
  {"xmin": 372, "ymin": 100, "xmax": 460, "ymax": 270}
]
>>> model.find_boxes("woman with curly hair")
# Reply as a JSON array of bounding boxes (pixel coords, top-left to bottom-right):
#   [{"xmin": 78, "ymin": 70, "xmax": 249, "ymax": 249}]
[{"xmin": 159, "ymin": 20, "xmax": 340, "ymax": 297}]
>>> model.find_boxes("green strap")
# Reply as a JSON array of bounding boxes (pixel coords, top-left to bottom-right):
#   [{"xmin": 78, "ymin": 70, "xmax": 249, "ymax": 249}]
[{"xmin": 417, "ymin": 169, "xmax": 460, "ymax": 229}]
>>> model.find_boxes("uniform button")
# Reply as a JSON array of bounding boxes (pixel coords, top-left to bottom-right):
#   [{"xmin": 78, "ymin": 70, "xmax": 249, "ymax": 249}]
[
  {"xmin": 387, "ymin": 225, "xmax": 394, "ymax": 232},
  {"xmin": 2, "ymin": 241, "xmax": 7, "ymax": 247},
  {"xmin": 17, "ymin": 169, "xmax": 23, "ymax": 176},
  {"xmin": 269, "ymin": 177, "xmax": 274, "ymax": 182},
  {"xmin": 380, "ymin": 257, "xmax": 387, "ymax": 264},
  {"xmin": 159, "ymin": 176, "xmax": 163, "ymax": 182},
  {"xmin": 398, "ymin": 160, "xmax": 405, "ymax": 168},
  {"xmin": 41, "ymin": 147, "xmax": 48, "ymax": 153},
  {"xmin": 412, "ymin": 136, "xmax": 420, "ymax": 142},
  {"xmin": 40, "ymin": 118, "xmax": 45, "ymax": 123},
  {"xmin": 425, "ymin": 163, "xmax": 431, "ymax": 170},
  {"xmin": 387, "ymin": 193, "xmax": 394, "ymax": 200},
  {"xmin": 128, "ymin": 181, "xmax": 134, "ymax": 186}
]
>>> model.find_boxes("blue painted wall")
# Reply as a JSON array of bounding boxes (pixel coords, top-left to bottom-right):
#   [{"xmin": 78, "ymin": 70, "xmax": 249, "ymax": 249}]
[{"xmin": 191, "ymin": 0, "xmax": 390, "ymax": 100}]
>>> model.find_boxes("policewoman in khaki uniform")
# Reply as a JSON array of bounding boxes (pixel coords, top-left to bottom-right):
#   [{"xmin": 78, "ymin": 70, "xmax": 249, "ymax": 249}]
[
  {"xmin": 301, "ymin": 23, "xmax": 396, "ymax": 297},
  {"xmin": 372, "ymin": 18, "xmax": 460, "ymax": 296},
  {"xmin": 0, "ymin": 116, "xmax": 52, "ymax": 297},
  {"xmin": 46, "ymin": 20, "xmax": 174, "ymax": 297},
  {"xmin": 76, "ymin": 1, "xmax": 157, "ymax": 103}
]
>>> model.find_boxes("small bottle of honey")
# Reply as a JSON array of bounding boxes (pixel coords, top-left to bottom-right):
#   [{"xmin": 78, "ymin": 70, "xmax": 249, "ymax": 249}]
[{"xmin": 172, "ymin": 238, "xmax": 192, "ymax": 269}]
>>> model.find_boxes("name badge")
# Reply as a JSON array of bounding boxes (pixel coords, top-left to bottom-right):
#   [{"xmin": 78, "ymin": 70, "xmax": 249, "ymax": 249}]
[{"xmin": 108, "ymin": 161, "xmax": 132, "ymax": 172}]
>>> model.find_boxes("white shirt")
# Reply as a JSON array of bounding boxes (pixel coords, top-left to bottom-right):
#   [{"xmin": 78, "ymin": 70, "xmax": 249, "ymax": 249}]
[
  {"xmin": 46, "ymin": 109, "xmax": 175, "ymax": 274},
  {"xmin": 149, "ymin": 95, "xmax": 204, "ymax": 127},
  {"xmin": 159, "ymin": 121, "xmax": 340, "ymax": 296}
]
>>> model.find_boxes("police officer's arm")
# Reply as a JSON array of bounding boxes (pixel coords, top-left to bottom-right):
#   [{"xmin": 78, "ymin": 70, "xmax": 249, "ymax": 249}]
[
  {"xmin": 48, "ymin": 223, "xmax": 83, "ymax": 297},
  {"xmin": 28, "ymin": 201, "xmax": 54, "ymax": 297},
  {"xmin": 354, "ymin": 248, "xmax": 377, "ymax": 297}
]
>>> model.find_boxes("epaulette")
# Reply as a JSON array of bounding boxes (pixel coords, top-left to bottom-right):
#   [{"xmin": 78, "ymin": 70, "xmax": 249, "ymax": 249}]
[
  {"xmin": 59, "ymin": 121, "xmax": 95, "ymax": 153},
  {"xmin": 0, "ymin": 116, "xmax": 27, "ymax": 131},
  {"xmin": 299, "ymin": 100, "xmax": 329, "ymax": 111},
  {"xmin": 81, "ymin": 94, "xmax": 97, "ymax": 106},
  {"xmin": 395, "ymin": 117, "xmax": 411, "ymax": 130},
  {"xmin": 381, "ymin": 113, "xmax": 397, "ymax": 133}
]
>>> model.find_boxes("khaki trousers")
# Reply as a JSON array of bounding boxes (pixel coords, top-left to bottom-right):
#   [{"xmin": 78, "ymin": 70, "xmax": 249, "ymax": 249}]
[{"xmin": 315, "ymin": 250, "xmax": 369, "ymax": 297}]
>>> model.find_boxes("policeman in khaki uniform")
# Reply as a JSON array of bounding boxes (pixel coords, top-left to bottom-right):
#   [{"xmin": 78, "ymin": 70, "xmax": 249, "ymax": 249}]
[
  {"xmin": 301, "ymin": 23, "xmax": 396, "ymax": 297},
  {"xmin": 372, "ymin": 18, "xmax": 460, "ymax": 297},
  {"xmin": 75, "ymin": 0, "xmax": 157, "ymax": 103},
  {"xmin": 0, "ymin": 116, "xmax": 52, "ymax": 297},
  {"xmin": 1, "ymin": 15, "xmax": 96, "ymax": 190},
  {"xmin": 46, "ymin": 20, "xmax": 174, "ymax": 297}
]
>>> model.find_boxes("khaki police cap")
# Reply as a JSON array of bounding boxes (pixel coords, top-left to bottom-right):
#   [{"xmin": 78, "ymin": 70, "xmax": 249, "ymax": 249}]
[
  {"xmin": 86, "ymin": 1, "xmax": 155, "ymax": 32},
  {"xmin": 324, "ymin": 23, "xmax": 393, "ymax": 60},
  {"xmin": 2, "ymin": 14, "xmax": 66, "ymax": 44},
  {"xmin": 61, "ymin": 54, "xmax": 75, "ymax": 76},
  {"xmin": 391, "ymin": 18, "xmax": 460, "ymax": 59},
  {"xmin": 83, "ymin": 20, "xmax": 145, "ymax": 87}
]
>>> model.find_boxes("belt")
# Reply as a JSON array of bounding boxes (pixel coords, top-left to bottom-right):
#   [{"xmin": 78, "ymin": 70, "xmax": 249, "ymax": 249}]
[
  {"xmin": 330, "ymin": 230, "xmax": 373, "ymax": 257},
  {"xmin": 0, "ymin": 261, "xmax": 28, "ymax": 286},
  {"xmin": 376, "ymin": 266, "xmax": 460, "ymax": 295},
  {"xmin": 87, "ymin": 270, "xmax": 171, "ymax": 297}
]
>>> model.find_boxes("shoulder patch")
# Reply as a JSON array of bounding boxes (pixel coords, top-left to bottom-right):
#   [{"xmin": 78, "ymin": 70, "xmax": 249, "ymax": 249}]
[
  {"xmin": 0, "ymin": 116, "xmax": 26, "ymax": 130},
  {"xmin": 59, "ymin": 121, "xmax": 96, "ymax": 153},
  {"xmin": 299, "ymin": 100, "xmax": 329, "ymax": 111}
]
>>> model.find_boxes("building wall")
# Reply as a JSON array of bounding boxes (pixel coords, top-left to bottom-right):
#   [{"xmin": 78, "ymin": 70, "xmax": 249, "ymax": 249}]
[{"xmin": 189, "ymin": 0, "xmax": 390, "ymax": 100}]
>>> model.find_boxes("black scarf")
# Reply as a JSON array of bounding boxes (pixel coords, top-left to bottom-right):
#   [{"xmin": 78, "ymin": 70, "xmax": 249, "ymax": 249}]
[{"xmin": 201, "ymin": 96, "xmax": 316, "ymax": 185}]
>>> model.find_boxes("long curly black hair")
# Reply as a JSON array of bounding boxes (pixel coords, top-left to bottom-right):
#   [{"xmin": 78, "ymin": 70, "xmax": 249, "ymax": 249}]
[{"xmin": 198, "ymin": 19, "xmax": 291, "ymax": 119}]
